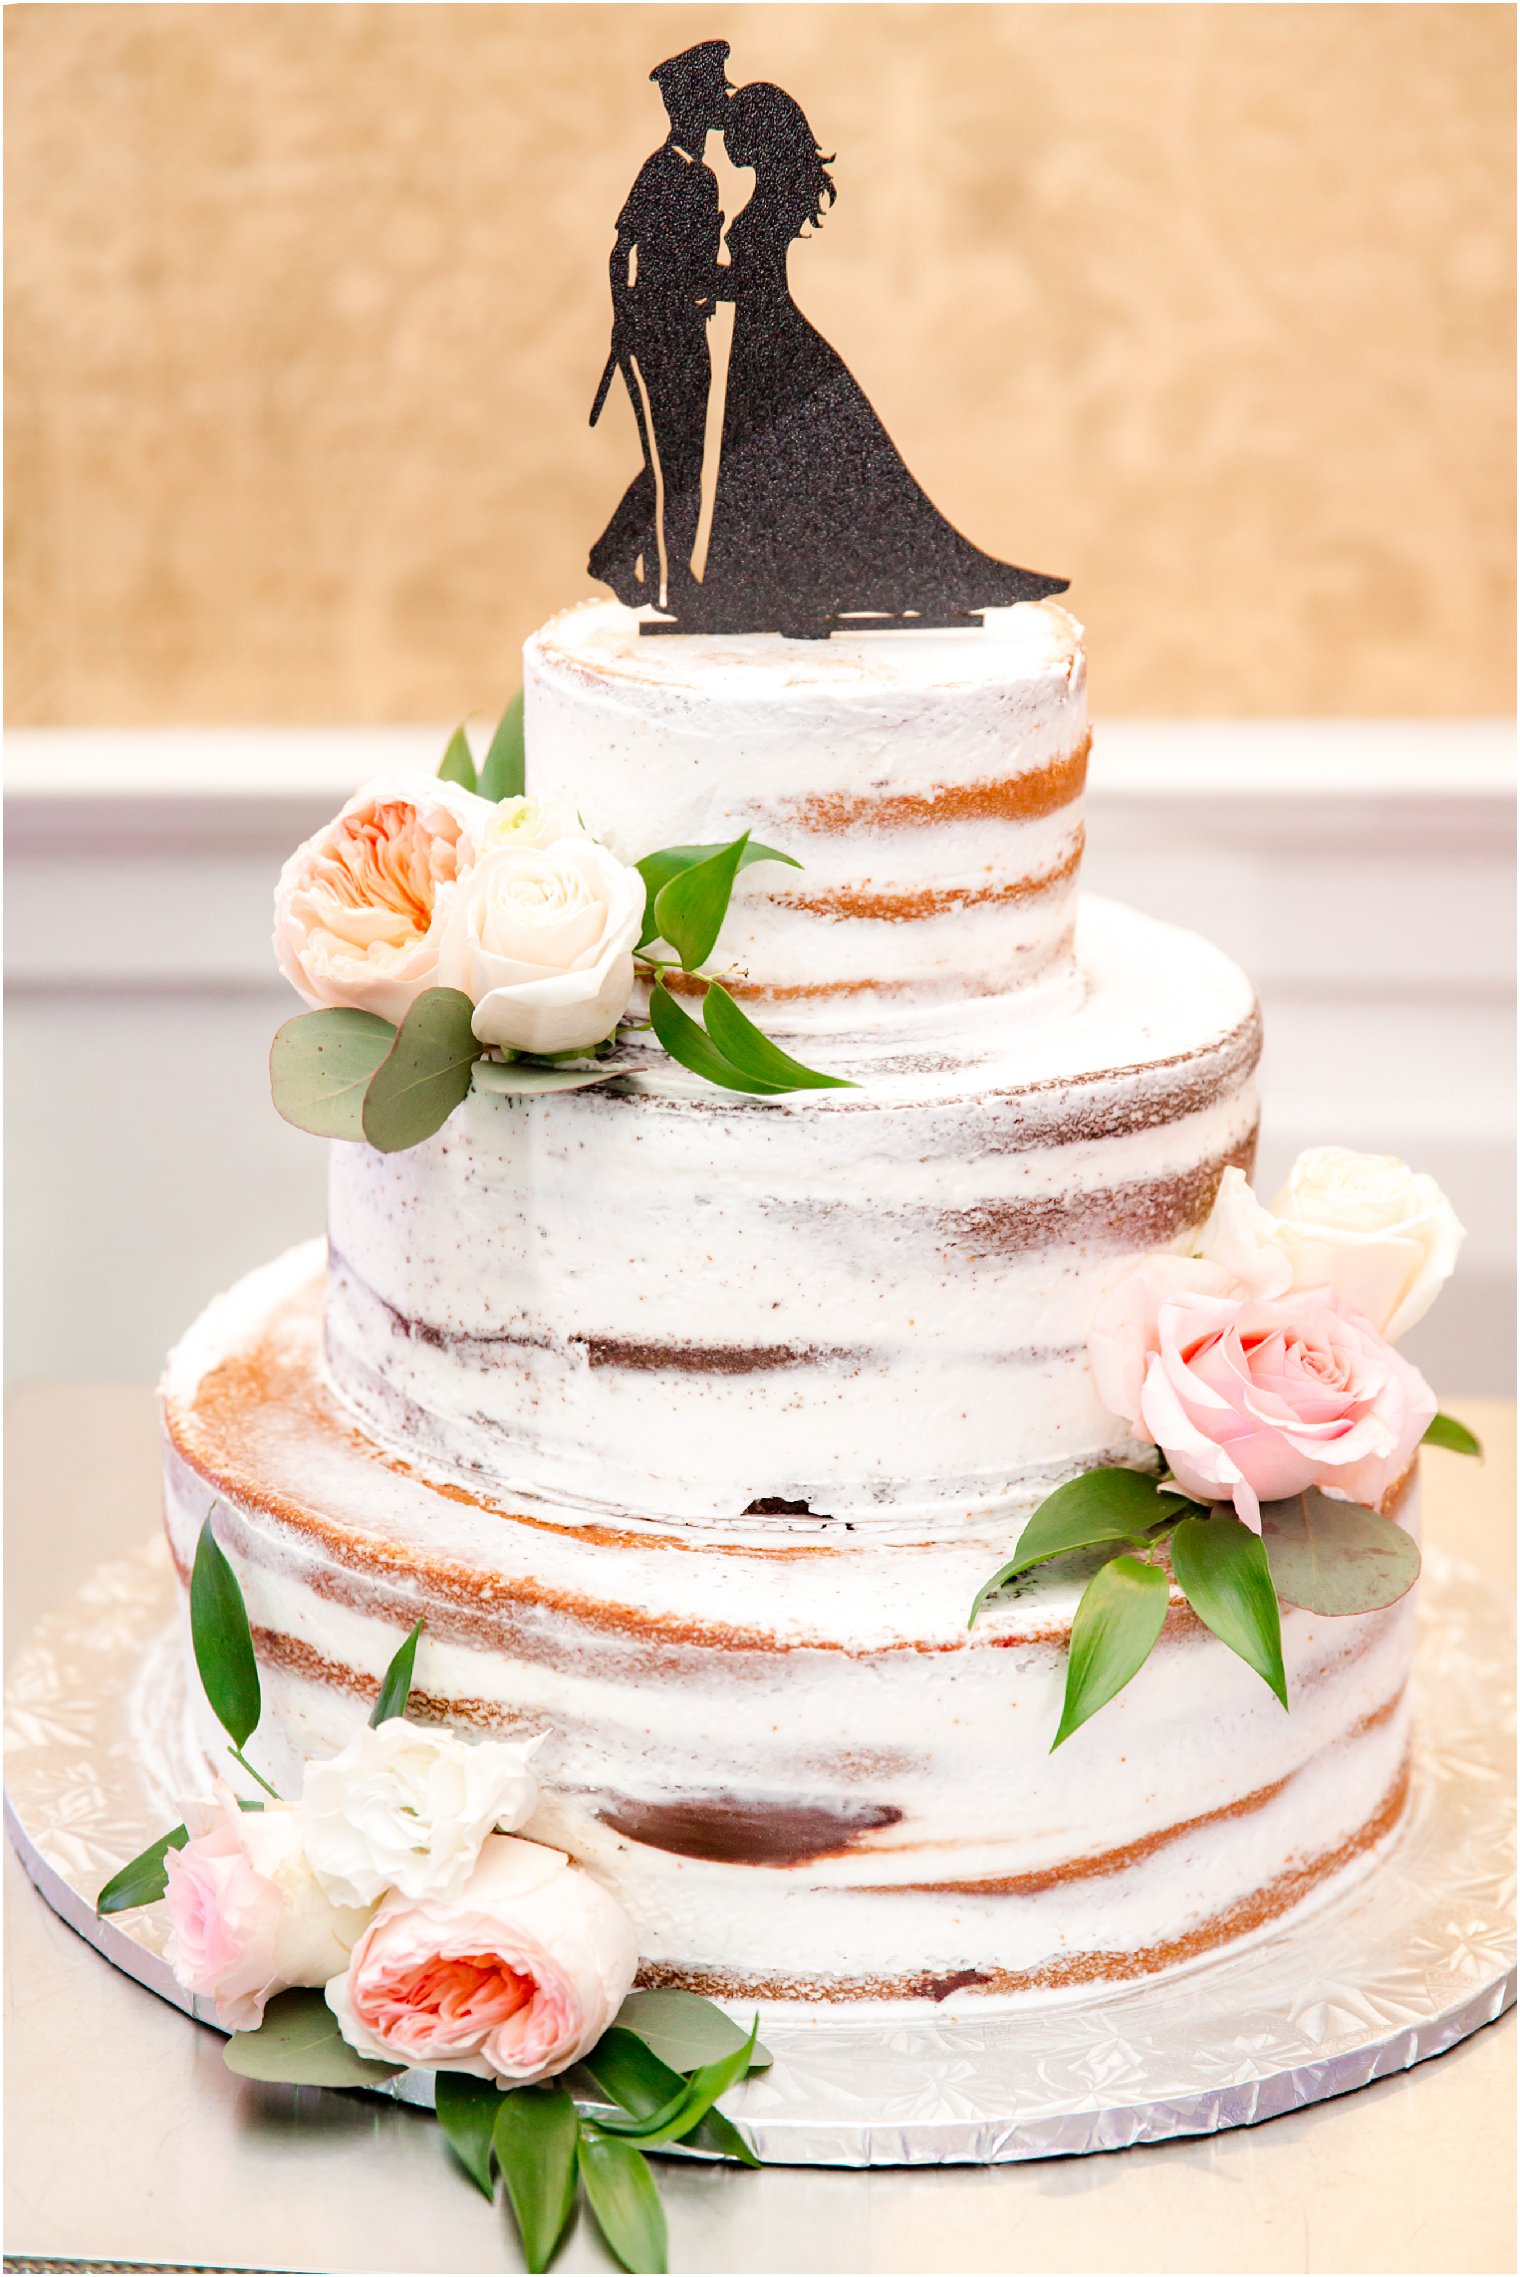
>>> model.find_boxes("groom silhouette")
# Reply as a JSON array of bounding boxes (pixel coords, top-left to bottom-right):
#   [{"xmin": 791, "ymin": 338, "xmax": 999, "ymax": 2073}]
[{"xmin": 588, "ymin": 39, "xmax": 731, "ymax": 610}]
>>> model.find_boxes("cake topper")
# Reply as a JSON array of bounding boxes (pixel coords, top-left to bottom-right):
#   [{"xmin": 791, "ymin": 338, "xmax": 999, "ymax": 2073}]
[{"xmin": 588, "ymin": 39, "xmax": 1068, "ymax": 639}]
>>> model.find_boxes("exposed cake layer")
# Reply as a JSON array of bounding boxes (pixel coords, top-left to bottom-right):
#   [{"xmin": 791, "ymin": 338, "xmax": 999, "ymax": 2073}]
[
  {"xmin": 323, "ymin": 896, "xmax": 1261, "ymax": 1524},
  {"xmin": 526, "ymin": 597, "xmax": 1088, "ymax": 1030},
  {"xmin": 161, "ymin": 1248, "xmax": 1417, "ymax": 2008}
]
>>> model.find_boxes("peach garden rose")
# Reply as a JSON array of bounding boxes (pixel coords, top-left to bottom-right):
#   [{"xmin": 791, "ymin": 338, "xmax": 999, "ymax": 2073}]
[
  {"xmin": 326, "ymin": 1834, "xmax": 638, "ymax": 2086},
  {"xmin": 274, "ymin": 775, "xmax": 494, "ymax": 1024}
]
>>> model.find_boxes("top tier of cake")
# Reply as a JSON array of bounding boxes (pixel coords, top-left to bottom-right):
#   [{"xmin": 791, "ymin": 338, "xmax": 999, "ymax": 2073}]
[{"xmin": 525, "ymin": 598, "xmax": 1088, "ymax": 1035}]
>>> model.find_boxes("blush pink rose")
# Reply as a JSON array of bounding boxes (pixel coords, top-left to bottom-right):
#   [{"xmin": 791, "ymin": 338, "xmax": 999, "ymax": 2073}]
[
  {"xmin": 326, "ymin": 1834, "xmax": 637, "ymax": 2086},
  {"xmin": 1089, "ymin": 1262, "xmax": 1435, "ymax": 1527},
  {"xmin": 163, "ymin": 1788, "xmax": 372, "ymax": 2030},
  {"xmin": 274, "ymin": 776, "xmax": 494, "ymax": 1023}
]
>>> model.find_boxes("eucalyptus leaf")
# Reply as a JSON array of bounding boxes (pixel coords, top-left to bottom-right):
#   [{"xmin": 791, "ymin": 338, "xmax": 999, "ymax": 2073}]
[
  {"xmin": 472, "ymin": 1060, "xmax": 624, "ymax": 1096},
  {"xmin": 651, "ymin": 833, "xmax": 752, "ymax": 970},
  {"xmin": 438, "ymin": 724, "xmax": 478, "ymax": 792},
  {"xmin": 369, "ymin": 1618, "xmax": 423, "ymax": 1726},
  {"xmin": 614, "ymin": 1988, "xmax": 773, "ymax": 2073},
  {"xmin": 702, "ymin": 984, "xmax": 855, "ymax": 1093},
  {"xmin": 191, "ymin": 1514, "xmax": 261, "ymax": 1751},
  {"xmin": 269, "ymin": 1008, "xmax": 397, "ymax": 1141},
  {"xmin": 635, "ymin": 839, "xmax": 800, "ymax": 953},
  {"xmin": 493, "ymin": 2086, "xmax": 579, "ymax": 2274},
  {"xmin": 222, "ymin": 1988, "xmax": 403, "ymax": 2086},
  {"xmin": 1052, "ymin": 1554, "xmax": 1170, "ymax": 1750},
  {"xmin": 96, "ymin": 1824, "xmax": 188, "ymax": 1915},
  {"xmin": 1423, "ymin": 1411, "xmax": 1483, "ymax": 1459},
  {"xmin": 1259, "ymin": 1488, "xmax": 1422, "ymax": 1616},
  {"xmin": 478, "ymin": 691, "xmax": 526, "ymax": 802},
  {"xmin": 578, "ymin": 2133, "xmax": 668, "ymax": 2276},
  {"xmin": 649, "ymin": 981, "xmax": 786, "ymax": 1097},
  {"xmin": 1170, "ymin": 1510, "xmax": 1288, "ymax": 1708},
  {"xmin": 969, "ymin": 1468, "xmax": 1192, "ymax": 1628},
  {"xmin": 362, "ymin": 988, "xmax": 480, "ymax": 1153}
]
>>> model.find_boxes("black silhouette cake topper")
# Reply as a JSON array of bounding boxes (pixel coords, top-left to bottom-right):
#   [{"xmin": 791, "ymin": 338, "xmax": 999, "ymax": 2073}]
[{"xmin": 588, "ymin": 39, "xmax": 1067, "ymax": 639}]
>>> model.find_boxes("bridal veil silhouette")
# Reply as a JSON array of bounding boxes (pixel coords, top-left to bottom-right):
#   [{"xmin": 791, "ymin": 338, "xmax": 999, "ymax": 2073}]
[{"xmin": 589, "ymin": 45, "xmax": 1067, "ymax": 638}]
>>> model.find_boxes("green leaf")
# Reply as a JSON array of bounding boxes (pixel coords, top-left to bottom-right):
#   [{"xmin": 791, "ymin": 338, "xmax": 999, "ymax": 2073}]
[
  {"xmin": 588, "ymin": 2018, "xmax": 758, "ymax": 2149},
  {"xmin": 222, "ymin": 1988, "xmax": 403, "ymax": 2086},
  {"xmin": 472, "ymin": 1060, "xmax": 623, "ymax": 1096},
  {"xmin": 578, "ymin": 2133, "xmax": 668, "ymax": 2276},
  {"xmin": 362, "ymin": 987, "xmax": 480, "ymax": 1153},
  {"xmin": 702, "ymin": 984, "xmax": 855, "ymax": 1093},
  {"xmin": 438, "ymin": 724, "xmax": 478, "ymax": 792},
  {"xmin": 96, "ymin": 1824, "xmax": 188, "ymax": 1915},
  {"xmin": 269, "ymin": 1008, "xmax": 397, "ymax": 1141},
  {"xmin": 191, "ymin": 1514, "xmax": 261, "ymax": 1751},
  {"xmin": 1423, "ymin": 1411, "xmax": 1483, "ymax": 1459},
  {"xmin": 494, "ymin": 2086, "xmax": 580, "ymax": 2274},
  {"xmin": 635, "ymin": 839, "xmax": 800, "ymax": 954},
  {"xmin": 1052, "ymin": 1554, "xmax": 1170, "ymax": 1750},
  {"xmin": 648, "ymin": 980, "xmax": 786, "ymax": 1096},
  {"xmin": 369, "ymin": 1618, "xmax": 423, "ymax": 1726},
  {"xmin": 1170, "ymin": 1510, "xmax": 1288, "ymax": 1708},
  {"xmin": 582, "ymin": 2025, "xmax": 759, "ymax": 2166},
  {"xmin": 1259, "ymin": 1488, "xmax": 1422, "ymax": 1616},
  {"xmin": 435, "ymin": 2072, "xmax": 502, "ymax": 2198},
  {"xmin": 969, "ymin": 1468, "xmax": 1192, "ymax": 1628},
  {"xmin": 478, "ymin": 691, "xmax": 526, "ymax": 802},
  {"xmin": 651, "ymin": 832, "xmax": 752, "ymax": 969},
  {"xmin": 613, "ymin": 1988, "xmax": 772, "ymax": 2074}
]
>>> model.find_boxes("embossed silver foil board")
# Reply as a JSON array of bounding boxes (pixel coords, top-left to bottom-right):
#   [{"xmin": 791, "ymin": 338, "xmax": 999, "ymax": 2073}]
[{"xmin": 5, "ymin": 1538, "xmax": 1513, "ymax": 2168}]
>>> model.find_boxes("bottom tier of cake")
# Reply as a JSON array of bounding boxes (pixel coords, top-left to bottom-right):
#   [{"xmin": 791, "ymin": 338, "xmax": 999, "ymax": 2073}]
[{"xmin": 160, "ymin": 1243, "xmax": 1417, "ymax": 2007}]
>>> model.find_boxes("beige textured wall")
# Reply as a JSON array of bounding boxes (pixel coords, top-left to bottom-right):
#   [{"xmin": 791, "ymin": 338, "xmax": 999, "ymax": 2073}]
[{"xmin": 6, "ymin": 2, "xmax": 1513, "ymax": 725}]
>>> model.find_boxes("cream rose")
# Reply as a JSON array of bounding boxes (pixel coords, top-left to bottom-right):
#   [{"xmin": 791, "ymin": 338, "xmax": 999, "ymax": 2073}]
[
  {"xmin": 477, "ymin": 795, "xmax": 586, "ymax": 853},
  {"xmin": 1199, "ymin": 1151, "xmax": 1464, "ymax": 1342},
  {"xmin": 326, "ymin": 1835, "xmax": 638, "ymax": 2086},
  {"xmin": 274, "ymin": 776, "xmax": 494, "ymax": 1024},
  {"xmin": 438, "ymin": 838, "xmax": 645, "ymax": 1056},
  {"xmin": 163, "ymin": 1786, "xmax": 372, "ymax": 2030},
  {"xmin": 298, "ymin": 1720, "xmax": 543, "ymax": 1909}
]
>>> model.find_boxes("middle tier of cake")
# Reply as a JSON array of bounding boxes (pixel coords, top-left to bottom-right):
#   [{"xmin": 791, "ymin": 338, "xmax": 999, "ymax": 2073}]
[{"xmin": 323, "ymin": 896, "xmax": 1261, "ymax": 1524}]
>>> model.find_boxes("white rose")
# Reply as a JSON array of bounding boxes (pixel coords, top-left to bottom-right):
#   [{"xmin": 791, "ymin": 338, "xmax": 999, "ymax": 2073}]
[
  {"xmin": 1197, "ymin": 1150, "xmax": 1464, "ymax": 1341},
  {"xmin": 477, "ymin": 795, "xmax": 586, "ymax": 853},
  {"xmin": 438, "ymin": 838, "xmax": 645, "ymax": 1057},
  {"xmin": 273, "ymin": 775, "xmax": 496, "ymax": 1024},
  {"xmin": 298, "ymin": 1721, "xmax": 543, "ymax": 1909}
]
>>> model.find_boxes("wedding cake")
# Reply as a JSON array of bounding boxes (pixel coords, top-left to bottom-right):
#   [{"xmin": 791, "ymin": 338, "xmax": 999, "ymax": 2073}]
[{"xmin": 158, "ymin": 595, "xmax": 1434, "ymax": 2006}]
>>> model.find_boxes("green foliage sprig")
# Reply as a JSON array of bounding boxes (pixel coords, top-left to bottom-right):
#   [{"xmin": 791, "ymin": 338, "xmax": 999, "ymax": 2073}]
[{"xmin": 964, "ymin": 1427, "xmax": 1464, "ymax": 1748}]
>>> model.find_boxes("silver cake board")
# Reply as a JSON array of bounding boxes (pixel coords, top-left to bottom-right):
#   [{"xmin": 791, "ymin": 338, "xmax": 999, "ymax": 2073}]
[{"xmin": 5, "ymin": 1536, "xmax": 1514, "ymax": 2168}]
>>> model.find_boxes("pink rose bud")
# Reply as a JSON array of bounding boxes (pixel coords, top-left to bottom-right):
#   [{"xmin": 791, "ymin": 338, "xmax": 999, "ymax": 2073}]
[{"xmin": 326, "ymin": 1835, "xmax": 638, "ymax": 2086}]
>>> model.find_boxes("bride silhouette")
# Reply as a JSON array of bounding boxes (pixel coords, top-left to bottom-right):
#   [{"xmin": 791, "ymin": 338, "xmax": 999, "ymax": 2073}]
[{"xmin": 685, "ymin": 80, "xmax": 1067, "ymax": 637}]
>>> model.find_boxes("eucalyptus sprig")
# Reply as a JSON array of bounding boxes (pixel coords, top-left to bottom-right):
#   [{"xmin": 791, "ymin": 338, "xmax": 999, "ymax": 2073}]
[{"xmin": 968, "ymin": 1463, "xmax": 1430, "ymax": 1750}]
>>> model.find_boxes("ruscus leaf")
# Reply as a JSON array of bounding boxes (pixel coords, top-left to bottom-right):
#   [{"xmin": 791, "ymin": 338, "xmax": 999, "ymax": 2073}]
[
  {"xmin": 588, "ymin": 2017, "xmax": 759, "ymax": 2151},
  {"xmin": 438, "ymin": 724, "xmax": 478, "ymax": 792},
  {"xmin": 493, "ymin": 2086, "xmax": 580, "ymax": 2274},
  {"xmin": 1259, "ymin": 1488, "xmax": 1422, "ymax": 1615},
  {"xmin": 578, "ymin": 2133, "xmax": 668, "ymax": 2276},
  {"xmin": 969, "ymin": 1468, "xmax": 1192, "ymax": 1627},
  {"xmin": 222, "ymin": 1988, "xmax": 403, "ymax": 2086},
  {"xmin": 478, "ymin": 691, "xmax": 526, "ymax": 802},
  {"xmin": 613, "ymin": 1988, "xmax": 773, "ymax": 2073},
  {"xmin": 96, "ymin": 1824, "xmax": 188, "ymax": 1915},
  {"xmin": 369, "ymin": 1618, "xmax": 423, "ymax": 1726},
  {"xmin": 191, "ymin": 1513, "xmax": 261, "ymax": 1751},
  {"xmin": 702, "ymin": 983, "xmax": 855, "ymax": 1092},
  {"xmin": 269, "ymin": 1008, "xmax": 397, "ymax": 1141},
  {"xmin": 582, "ymin": 2022, "xmax": 761, "ymax": 2166},
  {"xmin": 436, "ymin": 2071, "xmax": 503, "ymax": 2200},
  {"xmin": 635, "ymin": 839, "xmax": 800, "ymax": 953},
  {"xmin": 472, "ymin": 1060, "xmax": 623, "ymax": 1097},
  {"xmin": 651, "ymin": 832, "xmax": 752, "ymax": 969},
  {"xmin": 1052, "ymin": 1554, "xmax": 1170, "ymax": 1750},
  {"xmin": 648, "ymin": 980, "xmax": 786, "ymax": 1096},
  {"xmin": 361, "ymin": 987, "xmax": 480, "ymax": 1153},
  {"xmin": 1170, "ymin": 1510, "xmax": 1288, "ymax": 1708},
  {"xmin": 1423, "ymin": 1412, "xmax": 1483, "ymax": 1459}
]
